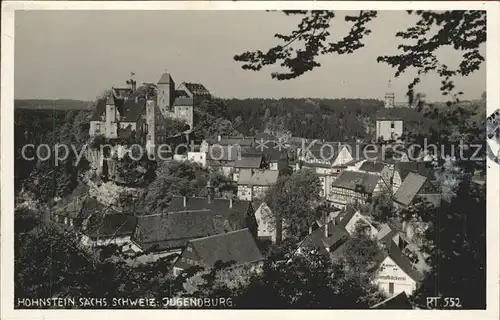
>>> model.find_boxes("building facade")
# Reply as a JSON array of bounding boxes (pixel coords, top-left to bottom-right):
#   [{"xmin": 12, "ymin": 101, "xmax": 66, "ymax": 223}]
[{"xmin": 376, "ymin": 118, "xmax": 404, "ymax": 142}]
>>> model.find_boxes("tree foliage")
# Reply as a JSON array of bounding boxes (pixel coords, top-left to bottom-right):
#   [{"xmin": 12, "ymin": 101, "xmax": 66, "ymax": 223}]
[
  {"xmin": 264, "ymin": 169, "xmax": 323, "ymax": 241},
  {"xmin": 412, "ymin": 179, "xmax": 486, "ymax": 309},
  {"xmin": 234, "ymin": 10, "xmax": 486, "ymax": 99},
  {"xmin": 178, "ymin": 243, "xmax": 384, "ymax": 309},
  {"xmin": 15, "ymin": 223, "xmax": 178, "ymax": 306},
  {"xmin": 141, "ymin": 161, "xmax": 233, "ymax": 214}
]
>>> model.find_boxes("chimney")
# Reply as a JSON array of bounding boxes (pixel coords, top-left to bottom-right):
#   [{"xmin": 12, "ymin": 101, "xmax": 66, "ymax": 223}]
[
  {"xmin": 183, "ymin": 196, "xmax": 187, "ymax": 207},
  {"xmin": 217, "ymin": 135, "xmax": 221, "ymax": 142},
  {"xmin": 131, "ymin": 80, "xmax": 136, "ymax": 92},
  {"xmin": 229, "ymin": 197, "xmax": 233, "ymax": 208},
  {"xmin": 135, "ymin": 96, "xmax": 138, "ymax": 103},
  {"xmin": 324, "ymin": 222, "xmax": 329, "ymax": 238},
  {"xmin": 308, "ymin": 225, "xmax": 313, "ymax": 234}
]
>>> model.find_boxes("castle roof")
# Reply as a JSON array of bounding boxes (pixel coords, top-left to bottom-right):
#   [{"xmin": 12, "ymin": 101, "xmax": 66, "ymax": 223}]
[
  {"xmin": 182, "ymin": 82, "xmax": 211, "ymax": 96},
  {"xmin": 158, "ymin": 72, "xmax": 174, "ymax": 84}
]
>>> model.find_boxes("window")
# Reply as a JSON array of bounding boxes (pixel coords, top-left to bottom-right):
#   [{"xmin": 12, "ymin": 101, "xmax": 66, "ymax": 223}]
[
  {"xmin": 390, "ymin": 121, "xmax": 395, "ymax": 129},
  {"xmin": 95, "ymin": 123, "xmax": 101, "ymax": 132},
  {"xmin": 389, "ymin": 282, "xmax": 394, "ymax": 294},
  {"xmin": 187, "ymin": 247, "xmax": 192, "ymax": 252}
]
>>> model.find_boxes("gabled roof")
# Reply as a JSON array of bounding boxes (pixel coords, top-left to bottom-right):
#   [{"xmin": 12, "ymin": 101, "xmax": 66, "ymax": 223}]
[
  {"xmin": 299, "ymin": 222, "xmax": 349, "ymax": 255},
  {"xmin": 234, "ymin": 156, "xmax": 264, "ymax": 169},
  {"xmin": 175, "ymin": 90, "xmax": 190, "ymax": 98},
  {"xmin": 89, "ymin": 97, "xmax": 147, "ymax": 122},
  {"xmin": 158, "ymin": 72, "xmax": 174, "ymax": 84},
  {"xmin": 331, "ymin": 171, "xmax": 381, "ymax": 194},
  {"xmin": 306, "ymin": 143, "xmax": 340, "ymax": 163},
  {"xmin": 383, "ymin": 241, "xmax": 424, "ymax": 282},
  {"xmin": 182, "ymin": 82, "xmax": 211, "ymax": 96},
  {"xmin": 237, "ymin": 169, "xmax": 279, "ymax": 186},
  {"xmin": 359, "ymin": 161, "xmax": 386, "ymax": 173},
  {"xmin": 120, "ymin": 98, "xmax": 147, "ymax": 122},
  {"xmin": 165, "ymin": 196, "xmax": 251, "ymax": 231},
  {"xmin": 377, "ymin": 223, "xmax": 399, "ymax": 244},
  {"xmin": 207, "ymin": 145, "xmax": 239, "ymax": 161},
  {"xmin": 394, "ymin": 161, "xmax": 434, "ymax": 180},
  {"xmin": 393, "ymin": 172, "xmax": 428, "ymax": 207},
  {"xmin": 189, "ymin": 228, "xmax": 263, "ymax": 267},
  {"xmin": 173, "ymin": 97, "xmax": 194, "ymax": 106},
  {"xmin": 335, "ymin": 206, "xmax": 357, "ymax": 227},
  {"xmin": 134, "ymin": 210, "xmax": 215, "ymax": 251},
  {"xmin": 207, "ymin": 138, "xmax": 254, "ymax": 147},
  {"xmin": 244, "ymin": 142, "xmax": 287, "ymax": 162},
  {"xmin": 370, "ymin": 292, "xmax": 412, "ymax": 309},
  {"xmin": 90, "ymin": 99, "xmax": 107, "ymax": 121},
  {"xmin": 84, "ymin": 213, "xmax": 137, "ymax": 239}
]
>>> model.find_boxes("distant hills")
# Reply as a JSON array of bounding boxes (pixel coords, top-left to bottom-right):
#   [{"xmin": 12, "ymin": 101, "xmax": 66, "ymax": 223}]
[{"xmin": 14, "ymin": 99, "xmax": 93, "ymax": 111}]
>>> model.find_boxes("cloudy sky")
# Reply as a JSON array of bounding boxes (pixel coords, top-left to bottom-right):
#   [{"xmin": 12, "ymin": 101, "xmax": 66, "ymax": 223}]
[{"xmin": 15, "ymin": 10, "xmax": 486, "ymax": 102}]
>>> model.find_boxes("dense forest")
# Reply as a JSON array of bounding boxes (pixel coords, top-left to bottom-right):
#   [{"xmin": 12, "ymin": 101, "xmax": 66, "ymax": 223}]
[{"xmin": 14, "ymin": 95, "xmax": 487, "ymax": 202}]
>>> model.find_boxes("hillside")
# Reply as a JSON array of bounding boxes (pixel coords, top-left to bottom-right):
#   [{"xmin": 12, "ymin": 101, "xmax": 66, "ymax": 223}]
[{"xmin": 15, "ymin": 99, "xmax": 93, "ymax": 111}]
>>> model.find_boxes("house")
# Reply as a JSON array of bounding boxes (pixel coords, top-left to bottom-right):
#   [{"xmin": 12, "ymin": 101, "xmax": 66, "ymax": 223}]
[
  {"xmin": 244, "ymin": 141, "xmax": 289, "ymax": 171},
  {"xmin": 253, "ymin": 202, "xmax": 277, "ymax": 243},
  {"xmin": 392, "ymin": 172, "xmax": 441, "ymax": 209},
  {"xmin": 164, "ymin": 196, "xmax": 258, "ymax": 237},
  {"xmin": 52, "ymin": 192, "xmax": 105, "ymax": 230},
  {"xmin": 370, "ymin": 292, "xmax": 413, "ymax": 309},
  {"xmin": 80, "ymin": 213, "xmax": 139, "ymax": 253},
  {"xmin": 172, "ymin": 228, "xmax": 264, "ymax": 276},
  {"xmin": 206, "ymin": 145, "xmax": 240, "ymax": 177},
  {"xmin": 357, "ymin": 161, "xmax": 389, "ymax": 176},
  {"xmin": 299, "ymin": 141, "xmax": 355, "ymax": 169},
  {"xmin": 204, "ymin": 137, "xmax": 254, "ymax": 152},
  {"xmin": 392, "ymin": 161, "xmax": 435, "ymax": 193},
  {"xmin": 133, "ymin": 210, "xmax": 217, "ymax": 256},
  {"xmin": 296, "ymin": 221, "xmax": 350, "ymax": 256},
  {"xmin": 329, "ymin": 171, "xmax": 386, "ymax": 209},
  {"xmin": 186, "ymin": 149, "xmax": 207, "ymax": 168},
  {"xmin": 335, "ymin": 206, "xmax": 378, "ymax": 238},
  {"xmin": 300, "ymin": 163, "xmax": 337, "ymax": 198},
  {"xmin": 237, "ymin": 169, "xmax": 279, "ymax": 201},
  {"xmin": 373, "ymin": 241, "xmax": 424, "ymax": 297},
  {"xmin": 354, "ymin": 161, "xmax": 393, "ymax": 193},
  {"xmin": 377, "ymin": 223, "xmax": 409, "ymax": 251},
  {"xmin": 375, "ymin": 117, "xmax": 404, "ymax": 141},
  {"xmin": 233, "ymin": 155, "xmax": 266, "ymax": 182}
]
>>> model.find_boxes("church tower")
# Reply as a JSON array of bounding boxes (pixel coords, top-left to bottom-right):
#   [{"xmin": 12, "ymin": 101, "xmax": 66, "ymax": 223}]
[
  {"xmin": 157, "ymin": 70, "xmax": 176, "ymax": 118},
  {"xmin": 384, "ymin": 80, "xmax": 395, "ymax": 109}
]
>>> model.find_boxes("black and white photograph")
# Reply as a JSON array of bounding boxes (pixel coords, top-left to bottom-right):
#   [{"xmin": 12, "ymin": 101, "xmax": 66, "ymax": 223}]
[{"xmin": 2, "ymin": 1, "xmax": 499, "ymax": 317}]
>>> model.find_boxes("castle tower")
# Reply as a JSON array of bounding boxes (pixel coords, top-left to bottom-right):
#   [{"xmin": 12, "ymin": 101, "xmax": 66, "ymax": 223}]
[
  {"xmin": 145, "ymin": 99, "xmax": 157, "ymax": 156},
  {"xmin": 157, "ymin": 70, "xmax": 176, "ymax": 118},
  {"xmin": 384, "ymin": 80, "xmax": 395, "ymax": 109},
  {"xmin": 105, "ymin": 94, "xmax": 118, "ymax": 138}
]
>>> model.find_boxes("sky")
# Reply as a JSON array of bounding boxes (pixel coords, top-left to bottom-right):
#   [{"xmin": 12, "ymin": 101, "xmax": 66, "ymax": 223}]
[{"xmin": 15, "ymin": 10, "xmax": 486, "ymax": 102}]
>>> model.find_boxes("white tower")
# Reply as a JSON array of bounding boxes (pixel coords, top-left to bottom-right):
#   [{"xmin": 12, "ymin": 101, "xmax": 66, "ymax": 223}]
[{"xmin": 384, "ymin": 80, "xmax": 395, "ymax": 109}]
